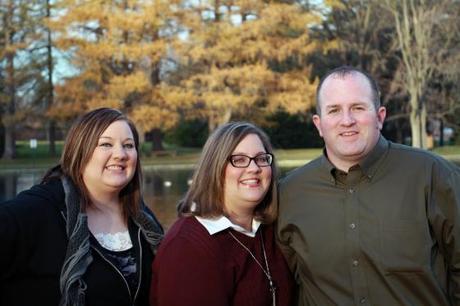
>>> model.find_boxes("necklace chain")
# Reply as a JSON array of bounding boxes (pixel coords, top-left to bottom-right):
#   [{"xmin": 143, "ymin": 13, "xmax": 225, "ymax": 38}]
[{"xmin": 228, "ymin": 230, "xmax": 276, "ymax": 306}]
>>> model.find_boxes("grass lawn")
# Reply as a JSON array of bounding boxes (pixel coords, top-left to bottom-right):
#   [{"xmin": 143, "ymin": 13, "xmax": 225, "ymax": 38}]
[{"xmin": 1, "ymin": 141, "xmax": 459, "ymax": 170}]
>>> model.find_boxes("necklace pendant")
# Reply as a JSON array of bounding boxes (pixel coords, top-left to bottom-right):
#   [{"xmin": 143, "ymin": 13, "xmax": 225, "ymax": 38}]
[{"xmin": 269, "ymin": 281, "xmax": 276, "ymax": 306}]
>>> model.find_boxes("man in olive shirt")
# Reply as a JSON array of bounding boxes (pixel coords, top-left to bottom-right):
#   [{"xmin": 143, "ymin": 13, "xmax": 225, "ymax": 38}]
[{"xmin": 277, "ymin": 66, "xmax": 460, "ymax": 306}]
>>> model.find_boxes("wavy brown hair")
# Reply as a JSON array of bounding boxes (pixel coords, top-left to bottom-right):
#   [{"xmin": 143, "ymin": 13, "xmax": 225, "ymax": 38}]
[
  {"xmin": 178, "ymin": 122, "xmax": 278, "ymax": 224},
  {"xmin": 43, "ymin": 108, "xmax": 142, "ymax": 221}
]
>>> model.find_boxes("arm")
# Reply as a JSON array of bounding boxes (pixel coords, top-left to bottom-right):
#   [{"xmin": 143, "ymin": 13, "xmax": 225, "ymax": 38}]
[
  {"xmin": 0, "ymin": 181, "xmax": 64, "ymax": 282},
  {"xmin": 276, "ymin": 180, "xmax": 298, "ymax": 274},
  {"xmin": 428, "ymin": 161, "xmax": 460, "ymax": 304},
  {"xmin": 150, "ymin": 234, "xmax": 230, "ymax": 306},
  {"xmin": 0, "ymin": 204, "xmax": 23, "ymax": 281}
]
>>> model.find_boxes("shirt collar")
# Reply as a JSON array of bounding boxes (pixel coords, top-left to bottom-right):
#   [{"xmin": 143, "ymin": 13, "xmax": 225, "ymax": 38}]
[
  {"xmin": 321, "ymin": 135, "xmax": 389, "ymax": 182},
  {"xmin": 195, "ymin": 215, "xmax": 261, "ymax": 237},
  {"xmin": 360, "ymin": 136, "xmax": 389, "ymax": 177}
]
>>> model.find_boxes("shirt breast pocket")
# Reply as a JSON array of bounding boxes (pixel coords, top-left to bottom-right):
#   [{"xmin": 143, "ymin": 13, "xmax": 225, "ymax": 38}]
[{"xmin": 380, "ymin": 220, "xmax": 430, "ymax": 273}]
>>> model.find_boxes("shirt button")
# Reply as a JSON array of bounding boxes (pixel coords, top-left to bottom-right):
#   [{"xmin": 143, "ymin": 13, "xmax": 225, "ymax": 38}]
[
  {"xmin": 349, "ymin": 223, "xmax": 356, "ymax": 229},
  {"xmin": 352, "ymin": 259, "xmax": 359, "ymax": 267},
  {"xmin": 360, "ymin": 297, "xmax": 366, "ymax": 304}
]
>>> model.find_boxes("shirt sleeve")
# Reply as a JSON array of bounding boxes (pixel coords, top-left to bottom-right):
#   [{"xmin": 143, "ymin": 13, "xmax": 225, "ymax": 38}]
[
  {"xmin": 150, "ymin": 234, "xmax": 231, "ymax": 306},
  {"xmin": 428, "ymin": 161, "xmax": 460, "ymax": 304},
  {"xmin": 0, "ymin": 203, "xmax": 22, "ymax": 281},
  {"xmin": 0, "ymin": 182, "xmax": 63, "ymax": 283}
]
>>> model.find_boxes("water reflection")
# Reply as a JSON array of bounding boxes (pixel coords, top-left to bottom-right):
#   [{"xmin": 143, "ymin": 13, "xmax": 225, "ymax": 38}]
[
  {"xmin": 0, "ymin": 168, "xmax": 194, "ymax": 230},
  {"xmin": 142, "ymin": 168, "xmax": 194, "ymax": 230},
  {"xmin": 3, "ymin": 160, "xmax": 458, "ymax": 230}
]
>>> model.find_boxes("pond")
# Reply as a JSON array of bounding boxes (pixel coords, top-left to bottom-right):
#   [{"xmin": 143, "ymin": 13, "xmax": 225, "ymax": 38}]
[
  {"xmin": 0, "ymin": 167, "xmax": 195, "ymax": 230},
  {"xmin": 1, "ymin": 159, "xmax": 458, "ymax": 229}
]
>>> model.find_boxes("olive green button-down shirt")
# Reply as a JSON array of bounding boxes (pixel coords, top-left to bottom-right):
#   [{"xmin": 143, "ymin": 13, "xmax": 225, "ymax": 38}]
[{"xmin": 278, "ymin": 137, "xmax": 460, "ymax": 306}]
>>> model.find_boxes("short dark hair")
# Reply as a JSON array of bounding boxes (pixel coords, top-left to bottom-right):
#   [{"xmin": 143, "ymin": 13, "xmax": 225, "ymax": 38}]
[
  {"xmin": 44, "ymin": 108, "xmax": 142, "ymax": 221},
  {"xmin": 316, "ymin": 66, "xmax": 381, "ymax": 115},
  {"xmin": 178, "ymin": 122, "xmax": 278, "ymax": 224}
]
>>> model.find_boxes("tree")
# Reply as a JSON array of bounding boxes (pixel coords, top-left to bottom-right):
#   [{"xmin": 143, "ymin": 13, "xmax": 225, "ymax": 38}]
[
  {"xmin": 167, "ymin": 0, "xmax": 322, "ymax": 131},
  {"xmin": 0, "ymin": 0, "xmax": 41, "ymax": 159},
  {"xmin": 50, "ymin": 0, "xmax": 177, "ymax": 151},
  {"xmin": 383, "ymin": 0, "xmax": 452, "ymax": 148}
]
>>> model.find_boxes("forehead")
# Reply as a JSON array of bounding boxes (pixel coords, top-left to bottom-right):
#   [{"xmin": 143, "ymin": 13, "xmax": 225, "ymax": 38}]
[
  {"xmin": 100, "ymin": 120, "xmax": 133, "ymax": 137},
  {"xmin": 319, "ymin": 72, "xmax": 373, "ymax": 108},
  {"xmin": 233, "ymin": 133, "xmax": 265, "ymax": 152}
]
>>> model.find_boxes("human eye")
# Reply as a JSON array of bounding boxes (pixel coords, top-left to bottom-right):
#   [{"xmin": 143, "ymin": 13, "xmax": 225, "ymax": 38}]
[
  {"xmin": 255, "ymin": 154, "xmax": 271, "ymax": 166},
  {"xmin": 352, "ymin": 105, "xmax": 366, "ymax": 111},
  {"xmin": 231, "ymin": 155, "xmax": 249, "ymax": 167},
  {"xmin": 99, "ymin": 142, "xmax": 112, "ymax": 148},
  {"xmin": 327, "ymin": 107, "xmax": 339, "ymax": 115},
  {"xmin": 123, "ymin": 143, "xmax": 135, "ymax": 149}
]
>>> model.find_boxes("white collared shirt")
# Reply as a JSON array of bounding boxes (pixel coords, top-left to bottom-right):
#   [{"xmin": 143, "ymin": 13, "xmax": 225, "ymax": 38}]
[{"xmin": 195, "ymin": 215, "xmax": 261, "ymax": 237}]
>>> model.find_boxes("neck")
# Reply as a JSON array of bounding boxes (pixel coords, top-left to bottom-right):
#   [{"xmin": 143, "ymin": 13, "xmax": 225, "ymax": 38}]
[
  {"xmin": 87, "ymin": 192, "xmax": 122, "ymax": 215},
  {"xmin": 226, "ymin": 209, "xmax": 254, "ymax": 232}
]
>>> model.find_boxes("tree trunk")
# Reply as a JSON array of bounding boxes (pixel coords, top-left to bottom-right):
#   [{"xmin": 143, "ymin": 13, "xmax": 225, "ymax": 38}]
[
  {"xmin": 3, "ymin": 53, "xmax": 16, "ymax": 159},
  {"xmin": 0, "ymin": 121, "xmax": 4, "ymax": 157},
  {"xmin": 46, "ymin": 0, "xmax": 56, "ymax": 156},
  {"xmin": 2, "ymin": 2, "xmax": 16, "ymax": 160},
  {"xmin": 150, "ymin": 128, "xmax": 164, "ymax": 151},
  {"xmin": 439, "ymin": 118, "xmax": 444, "ymax": 147},
  {"xmin": 409, "ymin": 97, "xmax": 427, "ymax": 149},
  {"xmin": 207, "ymin": 109, "xmax": 232, "ymax": 132}
]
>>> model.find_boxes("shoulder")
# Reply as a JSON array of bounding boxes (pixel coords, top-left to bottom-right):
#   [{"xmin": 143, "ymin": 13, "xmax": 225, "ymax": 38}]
[
  {"xmin": 140, "ymin": 204, "xmax": 164, "ymax": 235},
  {"xmin": 157, "ymin": 216, "xmax": 220, "ymax": 258},
  {"xmin": 279, "ymin": 156, "xmax": 324, "ymax": 190},
  {"xmin": 387, "ymin": 142, "xmax": 459, "ymax": 176},
  {"xmin": 0, "ymin": 178, "xmax": 65, "ymax": 219}
]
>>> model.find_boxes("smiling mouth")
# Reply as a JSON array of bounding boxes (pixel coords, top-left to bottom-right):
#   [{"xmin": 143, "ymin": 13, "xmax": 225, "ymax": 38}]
[
  {"xmin": 340, "ymin": 131, "xmax": 358, "ymax": 136},
  {"xmin": 240, "ymin": 179, "xmax": 260, "ymax": 186},
  {"xmin": 106, "ymin": 165, "xmax": 125, "ymax": 170}
]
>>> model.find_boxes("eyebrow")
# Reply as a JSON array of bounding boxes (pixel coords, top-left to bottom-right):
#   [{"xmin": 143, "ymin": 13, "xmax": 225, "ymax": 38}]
[
  {"xmin": 231, "ymin": 151, "xmax": 267, "ymax": 156},
  {"xmin": 325, "ymin": 102, "xmax": 368, "ymax": 109},
  {"xmin": 98, "ymin": 136, "xmax": 134, "ymax": 141}
]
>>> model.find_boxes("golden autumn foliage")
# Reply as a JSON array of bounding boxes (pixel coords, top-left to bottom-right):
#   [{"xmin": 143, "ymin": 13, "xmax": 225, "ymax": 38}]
[
  {"xmin": 47, "ymin": 0, "xmax": 327, "ymax": 137},
  {"xmin": 168, "ymin": 0, "xmax": 323, "ymax": 130},
  {"xmin": 49, "ymin": 0, "xmax": 176, "ymax": 134}
]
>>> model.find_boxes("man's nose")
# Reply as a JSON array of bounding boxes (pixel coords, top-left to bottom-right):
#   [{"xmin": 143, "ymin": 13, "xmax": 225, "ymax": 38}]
[{"xmin": 340, "ymin": 110, "xmax": 356, "ymax": 125}]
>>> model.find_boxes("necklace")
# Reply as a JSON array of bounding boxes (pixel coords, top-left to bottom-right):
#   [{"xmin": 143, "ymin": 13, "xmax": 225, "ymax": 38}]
[{"xmin": 228, "ymin": 230, "xmax": 276, "ymax": 306}]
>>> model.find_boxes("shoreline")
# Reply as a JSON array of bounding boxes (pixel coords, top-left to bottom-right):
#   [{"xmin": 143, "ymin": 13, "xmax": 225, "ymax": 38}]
[{"xmin": 1, "ymin": 154, "xmax": 459, "ymax": 173}]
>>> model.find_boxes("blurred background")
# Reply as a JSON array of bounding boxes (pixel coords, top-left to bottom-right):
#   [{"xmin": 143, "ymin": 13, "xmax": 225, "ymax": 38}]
[{"xmin": 1, "ymin": 0, "xmax": 459, "ymax": 227}]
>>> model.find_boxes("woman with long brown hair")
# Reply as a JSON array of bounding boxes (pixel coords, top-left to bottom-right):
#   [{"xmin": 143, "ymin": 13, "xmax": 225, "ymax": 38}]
[
  {"xmin": 0, "ymin": 108, "xmax": 163, "ymax": 306},
  {"xmin": 150, "ymin": 122, "xmax": 294, "ymax": 306}
]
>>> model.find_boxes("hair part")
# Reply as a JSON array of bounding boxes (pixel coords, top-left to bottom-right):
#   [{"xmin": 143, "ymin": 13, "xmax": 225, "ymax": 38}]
[
  {"xmin": 178, "ymin": 121, "xmax": 278, "ymax": 224},
  {"xmin": 43, "ymin": 107, "xmax": 142, "ymax": 221},
  {"xmin": 315, "ymin": 65, "xmax": 381, "ymax": 115}
]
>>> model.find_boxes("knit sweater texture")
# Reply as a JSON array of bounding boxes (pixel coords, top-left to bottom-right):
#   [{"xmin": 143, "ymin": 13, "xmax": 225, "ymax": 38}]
[{"xmin": 150, "ymin": 216, "xmax": 295, "ymax": 306}]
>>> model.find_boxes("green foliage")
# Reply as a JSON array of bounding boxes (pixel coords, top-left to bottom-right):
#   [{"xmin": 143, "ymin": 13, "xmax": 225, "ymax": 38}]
[
  {"xmin": 164, "ymin": 119, "xmax": 209, "ymax": 148},
  {"xmin": 264, "ymin": 110, "xmax": 323, "ymax": 149},
  {"xmin": 15, "ymin": 141, "xmax": 64, "ymax": 158}
]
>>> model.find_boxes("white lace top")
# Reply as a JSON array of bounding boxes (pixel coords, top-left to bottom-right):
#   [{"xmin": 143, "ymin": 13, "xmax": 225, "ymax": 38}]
[{"xmin": 94, "ymin": 230, "xmax": 133, "ymax": 251}]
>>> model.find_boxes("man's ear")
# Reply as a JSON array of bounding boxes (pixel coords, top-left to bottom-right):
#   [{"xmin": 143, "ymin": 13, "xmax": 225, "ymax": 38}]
[
  {"xmin": 376, "ymin": 106, "xmax": 386, "ymax": 130},
  {"xmin": 312, "ymin": 114, "xmax": 323, "ymax": 137}
]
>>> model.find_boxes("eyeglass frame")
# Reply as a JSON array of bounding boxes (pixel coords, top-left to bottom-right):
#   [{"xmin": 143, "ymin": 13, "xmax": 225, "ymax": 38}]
[{"xmin": 228, "ymin": 153, "xmax": 274, "ymax": 168}]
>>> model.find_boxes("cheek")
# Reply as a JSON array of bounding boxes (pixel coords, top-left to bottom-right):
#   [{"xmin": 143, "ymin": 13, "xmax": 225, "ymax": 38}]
[
  {"xmin": 129, "ymin": 152, "xmax": 138, "ymax": 164},
  {"xmin": 263, "ymin": 168, "xmax": 272, "ymax": 182}
]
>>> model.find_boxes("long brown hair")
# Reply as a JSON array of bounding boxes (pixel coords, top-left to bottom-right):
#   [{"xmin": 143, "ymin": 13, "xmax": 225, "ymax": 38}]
[
  {"xmin": 178, "ymin": 122, "xmax": 278, "ymax": 224},
  {"xmin": 43, "ymin": 108, "xmax": 142, "ymax": 220}
]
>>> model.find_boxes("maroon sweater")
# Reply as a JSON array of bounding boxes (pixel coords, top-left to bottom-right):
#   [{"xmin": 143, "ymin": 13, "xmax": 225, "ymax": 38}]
[{"xmin": 150, "ymin": 216, "xmax": 295, "ymax": 306}]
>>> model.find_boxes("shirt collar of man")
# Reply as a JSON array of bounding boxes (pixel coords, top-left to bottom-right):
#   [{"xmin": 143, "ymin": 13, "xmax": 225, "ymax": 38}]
[
  {"xmin": 195, "ymin": 215, "xmax": 261, "ymax": 237},
  {"xmin": 321, "ymin": 136, "xmax": 389, "ymax": 183}
]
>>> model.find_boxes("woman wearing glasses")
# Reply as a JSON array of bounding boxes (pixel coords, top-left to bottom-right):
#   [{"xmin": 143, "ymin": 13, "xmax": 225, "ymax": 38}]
[{"xmin": 150, "ymin": 122, "xmax": 294, "ymax": 306}]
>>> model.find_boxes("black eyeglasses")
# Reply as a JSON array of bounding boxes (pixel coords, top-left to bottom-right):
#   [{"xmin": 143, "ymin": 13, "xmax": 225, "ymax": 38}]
[{"xmin": 228, "ymin": 153, "xmax": 273, "ymax": 168}]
